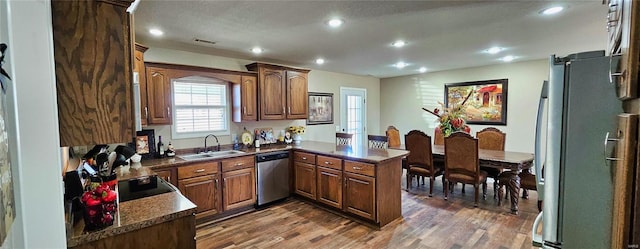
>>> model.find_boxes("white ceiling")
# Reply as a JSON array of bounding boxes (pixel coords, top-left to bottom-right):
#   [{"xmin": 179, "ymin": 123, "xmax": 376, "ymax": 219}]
[{"xmin": 134, "ymin": 0, "xmax": 608, "ymax": 78}]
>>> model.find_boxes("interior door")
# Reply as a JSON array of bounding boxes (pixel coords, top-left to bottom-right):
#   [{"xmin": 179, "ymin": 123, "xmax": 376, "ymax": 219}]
[{"xmin": 340, "ymin": 87, "xmax": 366, "ymax": 148}]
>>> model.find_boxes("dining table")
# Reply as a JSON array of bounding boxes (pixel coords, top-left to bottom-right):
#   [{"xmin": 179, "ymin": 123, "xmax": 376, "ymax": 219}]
[{"xmin": 394, "ymin": 144, "xmax": 534, "ymax": 214}]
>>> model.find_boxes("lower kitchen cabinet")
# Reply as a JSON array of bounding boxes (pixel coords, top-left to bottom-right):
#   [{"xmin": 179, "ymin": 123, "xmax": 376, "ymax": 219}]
[
  {"xmin": 294, "ymin": 161, "xmax": 316, "ymax": 199},
  {"xmin": 222, "ymin": 167, "xmax": 256, "ymax": 211},
  {"xmin": 343, "ymin": 172, "xmax": 376, "ymax": 221},
  {"xmin": 155, "ymin": 167, "xmax": 177, "ymax": 187},
  {"xmin": 316, "ymin": 166, "xmax": 342, "ymax": 209},
  {"xmin": 178, "ymin": 175, "xmax": 220, "ymax": 217}
]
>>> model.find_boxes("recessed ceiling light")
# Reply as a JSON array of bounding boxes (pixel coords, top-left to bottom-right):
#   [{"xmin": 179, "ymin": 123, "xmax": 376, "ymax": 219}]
[
  {"xmin": 395, "ymin": 62, "xmax": 407, "ymax": 69},
  {"xmin": 418, "ymin": 67, "xmax": 427, "ymax": 73},
  {"xmin": 251, "ymin": 47, "xmax": 263, "ymax": 54},
  {"xmin": 391, "ymin": 40, "xmax": 406, "ymax": 48},
  {"xmin": 315, "ymin": 58, "xmax": 325, "ymax": 65},
  {"xmin": 540, "ymin": 6, "xmax": 564, "ymax": 15},
  {"xmin": 501, "ymin": 55, "xmax": 515, "ymax": 62},
  {"xmin": 149, "ymin": 28, "xmax": 164, "ymax": 36},
  {"xmin": 484, "ymin": 47, "xmax": 503, "ymax": 54},
  {"xmin": 327, "ymin": 18, "xmax": 344, "ymax": 28}
]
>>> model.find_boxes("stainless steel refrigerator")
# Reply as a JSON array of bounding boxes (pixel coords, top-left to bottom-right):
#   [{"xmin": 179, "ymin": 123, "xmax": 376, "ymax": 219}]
[{"xmin": 532, "ymin": 51, "xmax": 622, "ymax": 248}]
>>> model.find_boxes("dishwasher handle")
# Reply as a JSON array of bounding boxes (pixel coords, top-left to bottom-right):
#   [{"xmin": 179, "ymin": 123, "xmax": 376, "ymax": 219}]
[{"xmin": 256, "ymin": 151, "xmax": 289, "ymax": 163}]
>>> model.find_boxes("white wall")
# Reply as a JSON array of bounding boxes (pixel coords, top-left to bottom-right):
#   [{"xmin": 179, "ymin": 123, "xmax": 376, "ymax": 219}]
[
  {"xmin": 1, "ymin": 0, "xmax": 66, "ymax": 248},
  {"xmin": 143, "ymin": 47, "xmax": 380, "ymax": 148},
  {"xmin": 381, "ymin": 59, "xmax": 548, "ymax": 153}
]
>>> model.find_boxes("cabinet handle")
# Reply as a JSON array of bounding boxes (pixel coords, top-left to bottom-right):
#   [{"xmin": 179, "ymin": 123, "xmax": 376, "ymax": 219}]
[
  {"xmin": 235, "ymin": 163, "xmax": 244, "ymax": 166},
  {"xmin": 195, "ymin": 169, "xmax": 206, "ymax": 173},
  {"xmin": 352, "ymin": 166, "xmax": 362, "ymax": 170},
  {"xmin": 144, "ymin": 107, "xmax": 148, "ymax": 119},
  {"xmin": 282, "ymin": 106, "xmax": 285, "ymax": 114},
  {"xmin": 288, "ymin": 106, "xmax": 291, "ymax": 114},
  {"xmin": 243, "ymin": 106, "xmax": 246, "ymax": 114},
  {"xmin": 167, "ymin": 176, "xmax": 171, "ymax": 183},
  {"xmin": 604, "ymin": 131, "xmax": 622, "ymax": 163},
  {"xmin": 324, "ymin": 161, "xmax": 332, "ymax": 165},
  {"xmin": 167, "ymin": 107, "xmax": 171, "ymax": 117},
  {"xmin": 215, "ymin": 178, "xmax": 218, "ymax": 189},
  {"xmin": 302, "ymin": 157, "xmax": 307, "ymax": 160}
]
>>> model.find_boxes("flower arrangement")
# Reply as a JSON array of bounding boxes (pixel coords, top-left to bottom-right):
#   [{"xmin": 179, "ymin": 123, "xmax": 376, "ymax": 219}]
[
  {"xmin": 423, "ymin": 92, "xmax": 472, "ymax": 137},
  {"xmin": 288, "ymin": 126, "xmax": 305, "ymax": 135}
]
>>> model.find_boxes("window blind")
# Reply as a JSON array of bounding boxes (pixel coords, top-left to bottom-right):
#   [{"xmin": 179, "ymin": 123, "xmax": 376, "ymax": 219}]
[{"xmin": 173, "ymin": 81, "xmax": 227, "ymax": 133}]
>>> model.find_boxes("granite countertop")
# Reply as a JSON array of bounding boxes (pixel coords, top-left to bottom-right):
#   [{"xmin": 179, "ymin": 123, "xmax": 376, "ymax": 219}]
[
  {"xmin": 66, "ymin": 170, "xmax": 197, "ymax": 247},
  {"xmin": 140, "ymin": 140, "xmax": 409, "ymax": 169}
]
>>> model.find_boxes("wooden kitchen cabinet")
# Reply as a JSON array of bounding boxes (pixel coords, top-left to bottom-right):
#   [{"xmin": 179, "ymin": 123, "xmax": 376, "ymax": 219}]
[
  {"xmin": 154, "ymin": 167, "xmax": 177, "ymax": 187},
  {"xmin": 232, "ymin": 75, "xmax": 258, "ymax": 122},
  {"xmin": 343, "ymin": 172, "xmax": 376, "ymax": 221},
  {"xmin": 52, "ymin": 0, "xmax": 135, "ymax": 146},
  {"xmin": 178, "ymin": 161, "xmax": 221, "ymax": 218},
  {"xmin": 609, "ymin": 0, "xmax": 639, "ymax": 99},
  {"xmin": 134, "ymin": 43, "xmax": 149, "ymax": 126},
  {"xmin": 246, "ymin": 63, "xmax": 310, "ymax": 120},
  {"xmin": 294, "ymin": 161, "xmax": 316, "ymax": 199},
  {"xmin": 222, "ymin": 167, "xmax": 256, "ymax": 211},
  {"xmin": 145, "ymin": 66, "xmax": 172, "ymax": 125},
  {"xmin": 316, "ymin": 166, "xmax": 342, "ymax": 209}
]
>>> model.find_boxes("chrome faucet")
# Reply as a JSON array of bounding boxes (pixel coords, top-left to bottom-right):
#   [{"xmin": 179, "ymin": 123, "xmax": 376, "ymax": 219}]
[{"xmin": 204, "ymin": 134, "xmax": 220, "ymax": 153}]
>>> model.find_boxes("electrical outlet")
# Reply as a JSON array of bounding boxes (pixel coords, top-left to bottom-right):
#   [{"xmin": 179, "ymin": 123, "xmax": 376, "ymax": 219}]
[{"xmin": 335, "ymin": 125, "xmax": 340, "ymax": 132}]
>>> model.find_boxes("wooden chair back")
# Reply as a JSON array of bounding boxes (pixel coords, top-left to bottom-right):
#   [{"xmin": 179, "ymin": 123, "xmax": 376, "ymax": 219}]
[
  {"xmin": 385, "ymin": 126, "xmax": 401, "ymax": 148},
  {"xmin": 444, "ymin": 132, "xmax": 480, "ymax": 182},
  {"xmin": 368, "ymin": 135, "xmax": 388, "ymax": 148},
  {"xmin": 404, "ymin": 130, "xmax": 433, "ymax": 169},
  {"xmin": 336, "ymin": 132, "xmax": 354, "ymax": 145},
  {"xmin": 434, "ymin": 130, "xmax": 444, "ymax": 145},
  {"xmin": 476, "ymin": 127, "xmax": 506, "ymax": 151}
]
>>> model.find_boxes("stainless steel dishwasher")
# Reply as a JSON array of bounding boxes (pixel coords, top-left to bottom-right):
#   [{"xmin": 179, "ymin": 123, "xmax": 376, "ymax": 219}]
[{"xmin": 256, "ymin": 151, "xmax": 290, "ymax": 206}]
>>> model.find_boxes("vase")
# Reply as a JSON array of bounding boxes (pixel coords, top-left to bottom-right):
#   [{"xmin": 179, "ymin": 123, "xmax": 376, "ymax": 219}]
[{"xmin": 293, "ymin": 134, "xmax": 302, "ymax": 145}]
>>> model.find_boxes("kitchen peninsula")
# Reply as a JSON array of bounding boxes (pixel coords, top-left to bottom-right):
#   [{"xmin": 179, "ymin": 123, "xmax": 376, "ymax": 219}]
[{"xmin": 141, "ymin": 141, "xmax": 409, "ymax": 227}]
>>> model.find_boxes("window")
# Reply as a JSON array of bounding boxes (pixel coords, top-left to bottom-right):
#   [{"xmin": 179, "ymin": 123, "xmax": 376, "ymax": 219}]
[{"xmin": 172, "ymin": 77, "xmax": 229, "ymax": 139}]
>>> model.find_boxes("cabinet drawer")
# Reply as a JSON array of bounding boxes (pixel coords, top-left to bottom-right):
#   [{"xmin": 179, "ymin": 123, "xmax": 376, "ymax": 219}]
[
  {"xmin": 316, "ymin": 155, "xmax": 342, "ymax": 170},
  {"xmin": 294, "ymin": 151, "xmax": 316, "ymax": 164},
  {"xmin": 344, "ymin": 160, "xmax": 375, "ymax": 177},
  {"xmin": 178, "ymin": 162, "xmax": 219, "ymax": 179},
  {"xmin": 221, "ymin": 156, "xmax": 255, "ymax": 172}
]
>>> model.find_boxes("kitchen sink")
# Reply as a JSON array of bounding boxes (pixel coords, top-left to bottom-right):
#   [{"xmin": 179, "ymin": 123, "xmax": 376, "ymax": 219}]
[{"xmin": 178, "ymin": 150, "xmax": 246, "ymax": 161}]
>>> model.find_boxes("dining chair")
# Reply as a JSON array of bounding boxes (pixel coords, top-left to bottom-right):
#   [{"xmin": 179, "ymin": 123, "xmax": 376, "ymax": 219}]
[
  {"xmin": 386, "ymin": 126, "xmax": 401, "ymax": 148},
  {"xmin": 476, "ymin": 127, "xmax": 506, "ymax": 198},
  {"xmin": 444, "ymin": 132, "xmax": 487, "ymax": 207},
  {"xmin": 433, "ymin": 130, "xmax": 444, "ymax": 146},
  {"xmin": 368, "ymin": 135, "xmax": 388, "ymax": 148},
  {"xmin": 404, "ymin": 130, "xmax": 443, "ymax": 197},
  {"xmin": 336, "ymin": 132, "xmax": 354, "ymax": 145}
]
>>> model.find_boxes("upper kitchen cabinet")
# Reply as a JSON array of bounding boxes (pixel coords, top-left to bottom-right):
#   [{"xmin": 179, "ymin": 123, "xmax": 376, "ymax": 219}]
[
  {"xmin": 134, "ymin": 43, "xmax": 149, "ymax": 126},
  {"xmin": 609, "ymin": 0, "xmax": 639, "ymax": 100},
  {"xmin": 232, "ymin": 75, "xmax": 258, "ymax": 122},
  {"xmin": 246, "ymin": 63, "xmax": 310, "ymax": 120},
  {"xmin": 145, "ymin": 65, "xmax": 172, "ymax": 125},
  {"xmin": 52, "ymin": 0, "xmax": 135, "ymax": 146}
]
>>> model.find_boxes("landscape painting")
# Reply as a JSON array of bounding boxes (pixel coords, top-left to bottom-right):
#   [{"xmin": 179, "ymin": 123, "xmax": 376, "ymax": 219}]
[{"xmin": 445, "ymin": 79, "xmax": 508, "ymax": 125}]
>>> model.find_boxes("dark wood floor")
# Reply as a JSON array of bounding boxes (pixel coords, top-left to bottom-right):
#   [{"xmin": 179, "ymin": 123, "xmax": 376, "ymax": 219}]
[{"xmin": 196, "ymin": 175, "xmax": 540, "ymax": 249}]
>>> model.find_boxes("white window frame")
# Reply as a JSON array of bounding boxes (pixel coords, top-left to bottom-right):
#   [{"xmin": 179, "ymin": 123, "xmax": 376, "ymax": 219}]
[{"xmin": 171, "ymin": 76, "xmax": 231, "ymax": 139}]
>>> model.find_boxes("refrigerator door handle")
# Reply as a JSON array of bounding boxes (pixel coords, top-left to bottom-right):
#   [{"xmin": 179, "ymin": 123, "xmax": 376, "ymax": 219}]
[
  {"xmin": 604, "ymin": 131, "xmax": 622, "ymax": 163},
  {"xmin": 532, "ymin": 211, "xmax": 544, "ymax": 247}
]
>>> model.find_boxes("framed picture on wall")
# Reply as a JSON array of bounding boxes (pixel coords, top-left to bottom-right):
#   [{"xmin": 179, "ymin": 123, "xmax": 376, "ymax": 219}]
[
  {"xmin": 444, "ymin": 78, "xmax": 508, "ymax": 125},
  {"xmin": 307, "ymin": 92, "xmax": 334, "ymax": 125},
  {"xmin": 135, "ymin": 129, "xmax": 155, "ymax": 159}
]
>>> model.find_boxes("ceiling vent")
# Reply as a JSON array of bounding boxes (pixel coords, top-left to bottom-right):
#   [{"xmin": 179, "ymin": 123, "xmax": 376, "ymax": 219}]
[{"xmin": 193, "ymin": 38, "xmax": 216, "ymax": 45}]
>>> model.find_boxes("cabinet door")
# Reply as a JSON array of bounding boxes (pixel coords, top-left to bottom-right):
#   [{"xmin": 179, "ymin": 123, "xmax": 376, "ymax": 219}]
[
  {"xmin": 294, "ymin": 161, "xmax": 316, "ymax": 199},
  {"xmin": 613, "ymin": 0, "xmax": 639, "ymax": 100},
  {"xmin": 52, "ymin": 0, "xmax": 133, "ymax": 146},
  {"xmin": 259, "ymin": 67, "xmax": 286, "ymax": 120},
  {"xmin": 154, "ymin": 168, "xmax": 177, "ymax": 187},
  {"xmin": 134, "ymin": 44, "xmax": 148, "ymax": 126},
  {"xmin": 241, "ymin": 75, "xmax": 258, "ymax": 121},
  {"xmin": 344, "ymin": 172, "xmax": 376, "ymax": 221},
  {"xmin": 222, "ymin": 167, "xmax": 256, "ymax": 211},
  {"xmin": 316, "ymin": 166, "xmax": 342, "ymax": 209},
  {"xmin": 178, "ymin": 174, "xmax": 220, "ymax": 217},
  {"xmin": 286, "ymin": 71, "xmax": 308, "ymax": 119},
  {"xmin": 146, "ymin": 67, "xmax": 172, "ymax": 124}
]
